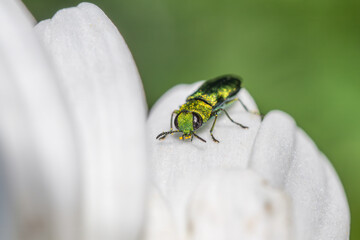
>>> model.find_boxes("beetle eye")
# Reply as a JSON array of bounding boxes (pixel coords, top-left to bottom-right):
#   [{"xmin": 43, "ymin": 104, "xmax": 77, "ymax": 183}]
[
  {"xmin": 193, "ymin": 113, "xmax": 203, "ymax": 130},
  {"xmin": 174, "ymin": 114, "xmax": 179, "ymax": 129}
]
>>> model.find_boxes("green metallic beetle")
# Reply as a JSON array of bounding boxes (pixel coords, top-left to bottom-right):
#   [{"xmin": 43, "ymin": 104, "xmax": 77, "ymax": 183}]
[{"xmin": 156, "ymin": 75, "xmax": 252, "ymax": 143}]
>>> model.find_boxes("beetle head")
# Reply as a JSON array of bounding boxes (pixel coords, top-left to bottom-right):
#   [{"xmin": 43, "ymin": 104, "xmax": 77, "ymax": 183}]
[{"xmin": 174, "ymin": 111, "xmax": 203, "ymax": 139}]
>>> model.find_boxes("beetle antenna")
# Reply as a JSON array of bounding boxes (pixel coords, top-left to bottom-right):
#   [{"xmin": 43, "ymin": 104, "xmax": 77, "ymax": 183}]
[
  {"xmin": 156, "ymin": 130, "xmax": 180, "ymax": 140},
  {"xmin": 192, "ymin": 133, "xmax": 206, "ymax": 143}
]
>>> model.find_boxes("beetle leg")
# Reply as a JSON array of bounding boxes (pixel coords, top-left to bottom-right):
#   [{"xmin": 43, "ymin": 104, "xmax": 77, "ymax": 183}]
[
  {"xmin": 156, "ymin": 130, "xmax": 180, "ymax": 140},
  {"xmin": 235, "ymin": 98, "xmax": 250, "ymax": 112},
  {"xmin": 218, "ymin": 108, "xmax": 248, "ymax": 129},
  {"xmin": 223, "ymin": 97, "xmax": 261, "ymax": 115},
  {"xmin": 235, "ymin": 98, "xmax": 263, "ymax": 116},
  {"xmin": 193, "ymin": 132, "xmax": 206, "ymax": 143},
  {"xmin": 210, "ymin": 113, "xmax": 220, "ymax": 143}
]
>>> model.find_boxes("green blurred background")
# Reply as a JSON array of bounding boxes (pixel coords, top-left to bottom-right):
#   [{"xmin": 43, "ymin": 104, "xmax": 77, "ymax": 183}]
[{"xmin": 23, "ymin": 0, "xmax": 359, "ymax": 237}]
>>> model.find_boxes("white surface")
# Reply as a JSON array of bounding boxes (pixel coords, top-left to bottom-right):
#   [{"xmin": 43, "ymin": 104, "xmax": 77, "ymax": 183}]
[
  {"xmin": 187, "ymin": 170, "xmax": 292, "ymax": 240},
  {"xmin": 36, "ymin": 3, "xmax": 148, "ymax": 240},
  {"xmin": 143, "ymin": 187, "xmax": 178, "ymax": 240}
]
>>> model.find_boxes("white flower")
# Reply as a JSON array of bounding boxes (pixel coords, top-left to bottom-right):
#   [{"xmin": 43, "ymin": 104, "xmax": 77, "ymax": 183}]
[{"xmin": 0, "ymin": 1, "xmax": 350, "ymax": 240}]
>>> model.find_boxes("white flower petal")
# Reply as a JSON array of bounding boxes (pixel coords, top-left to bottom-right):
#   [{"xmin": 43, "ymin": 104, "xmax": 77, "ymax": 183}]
[
  {"xmin": 187, "ymin": 170, "xmax": 292, "ymax": 240},
  {"xmin": 148, "ymin": 81, "xmax": 261, "ymax": 237},
  {"xmin": 248, "ymin": 110, "xmax": 297, "ymax": 188},
  {"xmin": 249, "ymin": 111, "xmax": 350, "ymax": 240},
  {"xmin": 35, "ymin": 3, "xmax": 148, "ymax": 240},
  {"xmin": 143, "ymin": 187, "xmax": 178, "ymax": 240},
  {"xmin": 149, "ymin": 83, "xmax": 349, "ymax": 239},
  {"xmin": 0, "ymin": 170, "xmax": 14, "ymax": 240},
  {"xmin": 0, "ymin": 0, "xmax": 79, "ymax": 240}
]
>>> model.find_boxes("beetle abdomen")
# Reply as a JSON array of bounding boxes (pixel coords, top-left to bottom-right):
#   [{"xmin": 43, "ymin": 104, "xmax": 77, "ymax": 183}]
[{"xmin": 186, "ymin": 75, "xmax": 241, "ymax": 108}]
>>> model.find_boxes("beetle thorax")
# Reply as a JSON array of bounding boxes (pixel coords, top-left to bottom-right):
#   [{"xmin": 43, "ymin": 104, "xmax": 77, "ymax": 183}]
[{"xmin": 179, "ymin": 99, "xmax": 212, "ymax": 123}]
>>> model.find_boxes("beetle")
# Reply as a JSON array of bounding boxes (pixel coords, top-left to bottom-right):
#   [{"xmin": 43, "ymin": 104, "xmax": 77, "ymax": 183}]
[{"xmin": 156, "ymin": 75, "xmax": 251, "ymax": 143}]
